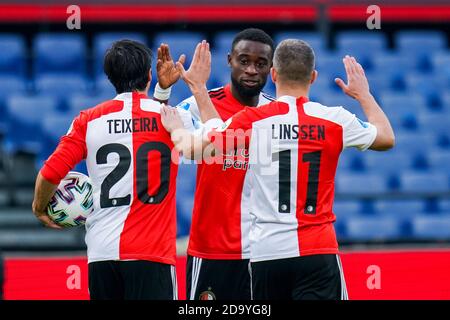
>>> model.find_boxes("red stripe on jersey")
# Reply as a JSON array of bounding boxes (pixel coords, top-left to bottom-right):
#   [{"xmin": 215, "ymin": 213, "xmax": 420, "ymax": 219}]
[
  {"xmin": 295, "ymin": 97, "xmax": 341, "ymax": 256},
  {"xmin": 41, "ymin": 99, "xmax": 124, "ymax": 185},
  {"xmin": 119, "ymin": 92, "xmax": 178, "ymax": 265}
]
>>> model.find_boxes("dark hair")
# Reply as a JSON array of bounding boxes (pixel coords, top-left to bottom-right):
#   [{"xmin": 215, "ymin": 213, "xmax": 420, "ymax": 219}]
[
  {"xmin": 104, "ymin": 39, "xmax": 153, "ymax": 94},
  {"xmin": 273, "ymin": 39, "xmax": 315, "ymax": 85},
  {"xmin": 231, "ymin": 28, "xmax": 274, "ymax": 56}
]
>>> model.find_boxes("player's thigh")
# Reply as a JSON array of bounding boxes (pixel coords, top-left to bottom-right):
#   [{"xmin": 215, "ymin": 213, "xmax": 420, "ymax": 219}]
[
  {"xmin": 88, "ymin": 260, "xmax": 124, "ymax": 300},
  {"xmin": 250, "ymin": 259, "xmax": 292, "ymax": 300},
  {"xmin": 120, "ymin": 260, "xmax": 175, "ymax": 300},
  {"xmin": 187, "ymin": 256, "xmax": 251, "ymax": 300},
  {"xmin": 292, "ymin": 254, "xmax": 346, "ymax": 300}
]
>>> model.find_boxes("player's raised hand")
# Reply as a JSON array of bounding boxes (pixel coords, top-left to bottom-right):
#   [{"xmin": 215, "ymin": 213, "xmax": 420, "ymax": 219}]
[
  {"xmin": 161, "ymin": 105, "xmax": 184, "ymax": 133},
  {"xmin": 156, "ymin": 43, "xmax": 186, "ymax": 89},
  {"xmin": 176, "ymin": 40, "xmax": 211, "ymax": 92},
  {"xmin": 335, "ymin": 55, "xmax": 371, "ymax": 101}
]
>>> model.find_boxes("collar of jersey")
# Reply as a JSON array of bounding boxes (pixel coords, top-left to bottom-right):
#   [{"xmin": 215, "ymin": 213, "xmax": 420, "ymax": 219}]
[
  {"xmin": 113, "ymin": 91, "xmax": 148, "ymax": 102},
  {"xmin": 277, "ymin": 95, "xmax": 309, "ymax": 105}
]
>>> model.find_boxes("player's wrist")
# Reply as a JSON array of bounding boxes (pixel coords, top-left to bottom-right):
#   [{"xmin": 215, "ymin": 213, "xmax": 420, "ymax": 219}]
[
  {"xmin": 154, "ymin": 82, "xmax": 172, "ymax": 101},
  {"xmin": 355, "ymin": 92, "xmax": 374, "ymax": 103}
]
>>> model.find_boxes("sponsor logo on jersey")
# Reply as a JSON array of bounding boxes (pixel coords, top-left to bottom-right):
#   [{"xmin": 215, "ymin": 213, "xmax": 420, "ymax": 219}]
[
  {"xmin": 178, "ymin": 102, "xmax": 190, "ymax": 111},
  {"xmin": 199, "ymin": 290, "xmax": 216, "ymax": 300},
  {"xmin": 217, "ymin": 118, "xmax": 232, "ymax": 132}
]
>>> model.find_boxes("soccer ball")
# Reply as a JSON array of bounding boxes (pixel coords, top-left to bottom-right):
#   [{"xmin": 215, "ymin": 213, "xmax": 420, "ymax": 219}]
[{"xmin": 47, "ymin": 171, "xmax": 94, "ymax": 228}]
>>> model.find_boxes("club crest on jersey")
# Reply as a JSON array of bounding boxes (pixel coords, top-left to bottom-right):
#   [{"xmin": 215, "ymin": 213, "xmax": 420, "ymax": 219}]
[
  {"xmin": 199, "ymin": 290, "xmax": 216, "ymax": 300},
  {"xmin": 357, "ymin": 118, "xmax": 369, "ymax": 128}
]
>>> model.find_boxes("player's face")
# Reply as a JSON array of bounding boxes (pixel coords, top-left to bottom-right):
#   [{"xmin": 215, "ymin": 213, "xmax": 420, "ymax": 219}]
[{"xmin": 229, "ymin": 40, "xmax": 272, "ymax": 98}]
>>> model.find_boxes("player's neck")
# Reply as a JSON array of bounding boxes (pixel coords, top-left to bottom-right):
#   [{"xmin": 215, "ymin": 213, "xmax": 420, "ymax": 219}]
[
  {"xmin": 230, "ymin": 85, "xmax": 259, "ymax": 107},
  {"xmin": 276, "ymin": 85, "xmax": 309, "ymax": 100}
]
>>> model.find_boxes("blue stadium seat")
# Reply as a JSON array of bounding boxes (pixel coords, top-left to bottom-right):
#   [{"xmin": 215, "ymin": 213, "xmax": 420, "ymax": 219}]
[
  {"xmin": 427, "ymin": 150, "xmax": 450, "ymax": 172},
  {"xmin": 176, "ymin": 195, "xmax": 194, "ymax": 237},
  {"xmin": 67, "ymin": 94, "xmax": 110, "ymax": 118},
  {"xmin": 379, "ymin": 93, "xmax": 426, "ymax": 119},
  {"xmin": 33, "ymin": 33, "xmax": 87, "ymax": 76},
  {"xmin": 395, "ymin": 30, "xmax": 447, "ymax": 72},
  {"xmin": 0, "ymin": 76, "xmax": 27, "ymax": 100},
  {"xmin": 418, "ymin": 113, "xmax": 450, "ymax": 136},
  {"xmin": 338, "ymin": 148, "xmax": 366, "ymax": 172},
  {"xmin": 373, "ymin": 199, "xmax": 426, "ymax": 219},
  {"xmin": 411, "ymin": 214, "xmax": 450, "ymax": 239},
  {"xmin": 336, "ymin": 31, "xmax": 387, "ymax": 70},
  {"xmin": 209, "ymin": 49, "xmax": 231, "ymax": 87},
  {"xmin": 315, "ymin": 54, "xmax": 346, "ymax": 85},
  {"xmin": 394, "ymin": 132, "xmax": 437, "ymax": 154},
  {"xmin": 432, "ymin": 52, "xmax": 450, "ymax": 89},
  {"xmin": 40, "ymin": 113, "xmax": 74, "ymax": 160},
  {"xmin": 5, "ymin": 94, "xmax": 58, "ymax": 154},
  {"xmin": 333, "ymin": 200, "xmax": 363, "ymax": 218},
  {"xmin": 363, "ymin": 151, "xmax": 414, "ymax": 175},
  {"xmin": 213, "ymin": 30, "xmax": 239, "ymax": 52},
  {"xmin": 399, "ymin": 171, "xmax": 449, "ymax": 193},
  {"xmin": 309, "ymin": 77, "xmax": 332, "ymax": 101},
  {"xmin": 344, "ymin": 215, "xmax": 404, "ymax": 241},
  {"xmin": 95, "ymin": 75, "xmax": 116, "ymax": 97},
  {"xmin": 93, "ymin": 32, "xmax": 148, "ymax": 76},
  {"xmin": 35, "ymin": 75, "xmax": 90, "ymax": 111},
  {"xmin": 0, "ymin": 76, "xmax": 28, "ymax": 134},
  {"xmin": 405, "ymin": 73, "xmax": 446, "ymax": 109},
  {"xmin": 336, "ymin": 172, "xmax": 389, "ymax": 195},
  {"xmin": 152, "ymin": 32, "xmax": 205, "ymax": 66},
  {"xmin": 274, "ymin": 31, "xmax": 327, "ymax": 52},
  {"xmin": 438, "ymin": 199, "xmax": 450, "ymax": 213},
  {"xmin": 0, "ymin": 34, "xmax": 26, "ymax": 76},
  {"xmin": 372, "ymin": 53, "xmax": 416, "ymax": 90}
]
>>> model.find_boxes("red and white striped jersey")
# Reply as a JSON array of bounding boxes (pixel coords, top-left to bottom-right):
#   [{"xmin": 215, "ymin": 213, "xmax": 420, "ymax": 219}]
[
  {"xmin": 211, "ymin": 95, "xmax": 377, "ymax": 262},
  {"xmin": 41, "ymin": 92, "xmax": 191, "ymax": 265},
  {"xmin": 176, "ymin": 84, "xmax": 274, "ymax": 259}
]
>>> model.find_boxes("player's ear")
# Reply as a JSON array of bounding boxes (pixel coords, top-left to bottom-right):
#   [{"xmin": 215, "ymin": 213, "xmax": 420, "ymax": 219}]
[
  {"xmin": 271, "ymin": 67, "xmax": 277, "ymax": 83},
  {"xmin": 227, "ymin": 53, "xmax": 232, "ymax": 67},
  {"xmin": 310, "ymin": 70, "xmax": 318, "ymax": 85}
]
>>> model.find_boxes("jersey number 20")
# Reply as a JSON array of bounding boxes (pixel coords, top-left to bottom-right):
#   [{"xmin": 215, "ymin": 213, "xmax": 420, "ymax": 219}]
[{"xmin": 96, "ymin": 142, "xmax": 171, "ymax": 208}]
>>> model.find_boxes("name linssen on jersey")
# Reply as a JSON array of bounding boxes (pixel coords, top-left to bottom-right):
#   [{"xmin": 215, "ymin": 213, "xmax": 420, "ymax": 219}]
[
  {"xmin": 272, "ymin": 124, "xmax": 325, "ymax": 141},
  {"xmin": 107, "ymin": 117, "xmax": 159, "ymax": 134}
]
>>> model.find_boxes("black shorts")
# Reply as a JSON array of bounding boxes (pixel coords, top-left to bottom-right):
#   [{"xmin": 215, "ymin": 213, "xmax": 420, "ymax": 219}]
[
  {"xmin": 251, "ymin": 254, "xmax": 348, "ymax": 300},
  {"xmin": 88, "ymin": 260, "xmax": 177, "ymax": 300},
  {"xmin": 186, "ymin": 255, "xmax": 251, "ymax": 300}
]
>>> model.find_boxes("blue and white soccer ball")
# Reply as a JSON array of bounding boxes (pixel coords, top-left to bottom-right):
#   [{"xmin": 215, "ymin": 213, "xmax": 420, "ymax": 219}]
[{"xmin": 47, "ymin": 171, "xmax": 94, "ymax": 228}]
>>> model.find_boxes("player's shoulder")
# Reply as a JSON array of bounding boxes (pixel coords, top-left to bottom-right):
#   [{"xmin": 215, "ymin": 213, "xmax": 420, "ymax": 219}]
[
  {"xmin": 208, "ymin": 86, "xmax": 226, "ymax": 100},
  {"xmin": 303, "ymin": 100, "xmax": 352, "ymax": 125},
  {"xmin": 259, "ymin": 91, "xmax": 276, "ymax": 104},
  {"xmin": 78, "ymin": 98, "xmax": 125, "ymax": 123},
  {"xmin": 241, "ymin": 99, "xmax": 284, "ymax": 121}
]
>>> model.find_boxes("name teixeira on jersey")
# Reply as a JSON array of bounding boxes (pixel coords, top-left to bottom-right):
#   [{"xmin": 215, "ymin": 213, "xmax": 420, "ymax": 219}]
[
  {"xmin": 272, "ymin": 124, "xmax": 326, "ymax": 141},
  {"xmin": 106, "ymin": 117, "xmax": 159, "ymax": 134}
]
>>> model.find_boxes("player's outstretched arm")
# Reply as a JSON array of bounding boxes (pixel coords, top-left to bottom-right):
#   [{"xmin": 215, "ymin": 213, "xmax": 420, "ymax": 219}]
[
  {"xmin": 161, "ymin": 106, "xmax": 217, "ymax": 159},
  {"xmin": 335, "ymin": 55, "xmax": 395, "ymax": 151},
  {"xmin": 154, "ymin": 43, "xmax": 186, "ymax": 103},
  {"xmin": 32, "ymin": 173, "xmax": 62, "ymax": 229},
  {"xmin": 176, "ymin": 40, "xmax": 221, "ymax": 122}
]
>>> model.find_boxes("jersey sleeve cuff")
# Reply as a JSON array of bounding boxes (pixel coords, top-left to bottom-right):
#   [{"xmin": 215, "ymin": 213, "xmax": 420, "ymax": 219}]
[{"xmin": 40, "ymin": 164, "xmax": 64, "ymax": 185}]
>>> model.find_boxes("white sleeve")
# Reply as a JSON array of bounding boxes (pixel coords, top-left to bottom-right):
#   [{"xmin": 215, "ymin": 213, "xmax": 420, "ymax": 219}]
[
  {"xmin": 175, "ymin": 95, "xmax": 202, "ymax": 124},
  {"xmin": 339, "ymin": 107, "xmax": 377, "ymax": 151}
]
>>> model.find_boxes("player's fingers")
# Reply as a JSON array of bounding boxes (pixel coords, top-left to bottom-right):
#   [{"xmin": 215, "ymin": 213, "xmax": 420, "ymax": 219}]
[
  {"xmin": 349, "ymin": 56, "xmax": 358, "ymax": 74},
  {"xmin": 175, "ymin": 61, "xmax": 187, "ymax": 78},
  {"xmin": 38, "ymin": 215, "xmax": 62, "ymax": 229},
  {"xmin": 334, "ymin": 78, "xmax": 348, "ymax": 91},
  {"xmin": 164, "ymin": 44, "xmax": 172, "ymax": 61},
  {"xmin": 156, "ymin": 59, "xmax": 163, "ymax": 70},
  {"xmin": 157, "ymin": 46, "xmax": 163, "ymax": 60},
  {"xmin": 343, "ymin": 56, "xmax": 352, "ymax": 77},
  {"xmin": 192, "ymin": 42, "xmax": 201, "ymax": 65},
  {"xmin": 177, "ymin": 54, "xmax": 186, "ymax": 66}
]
